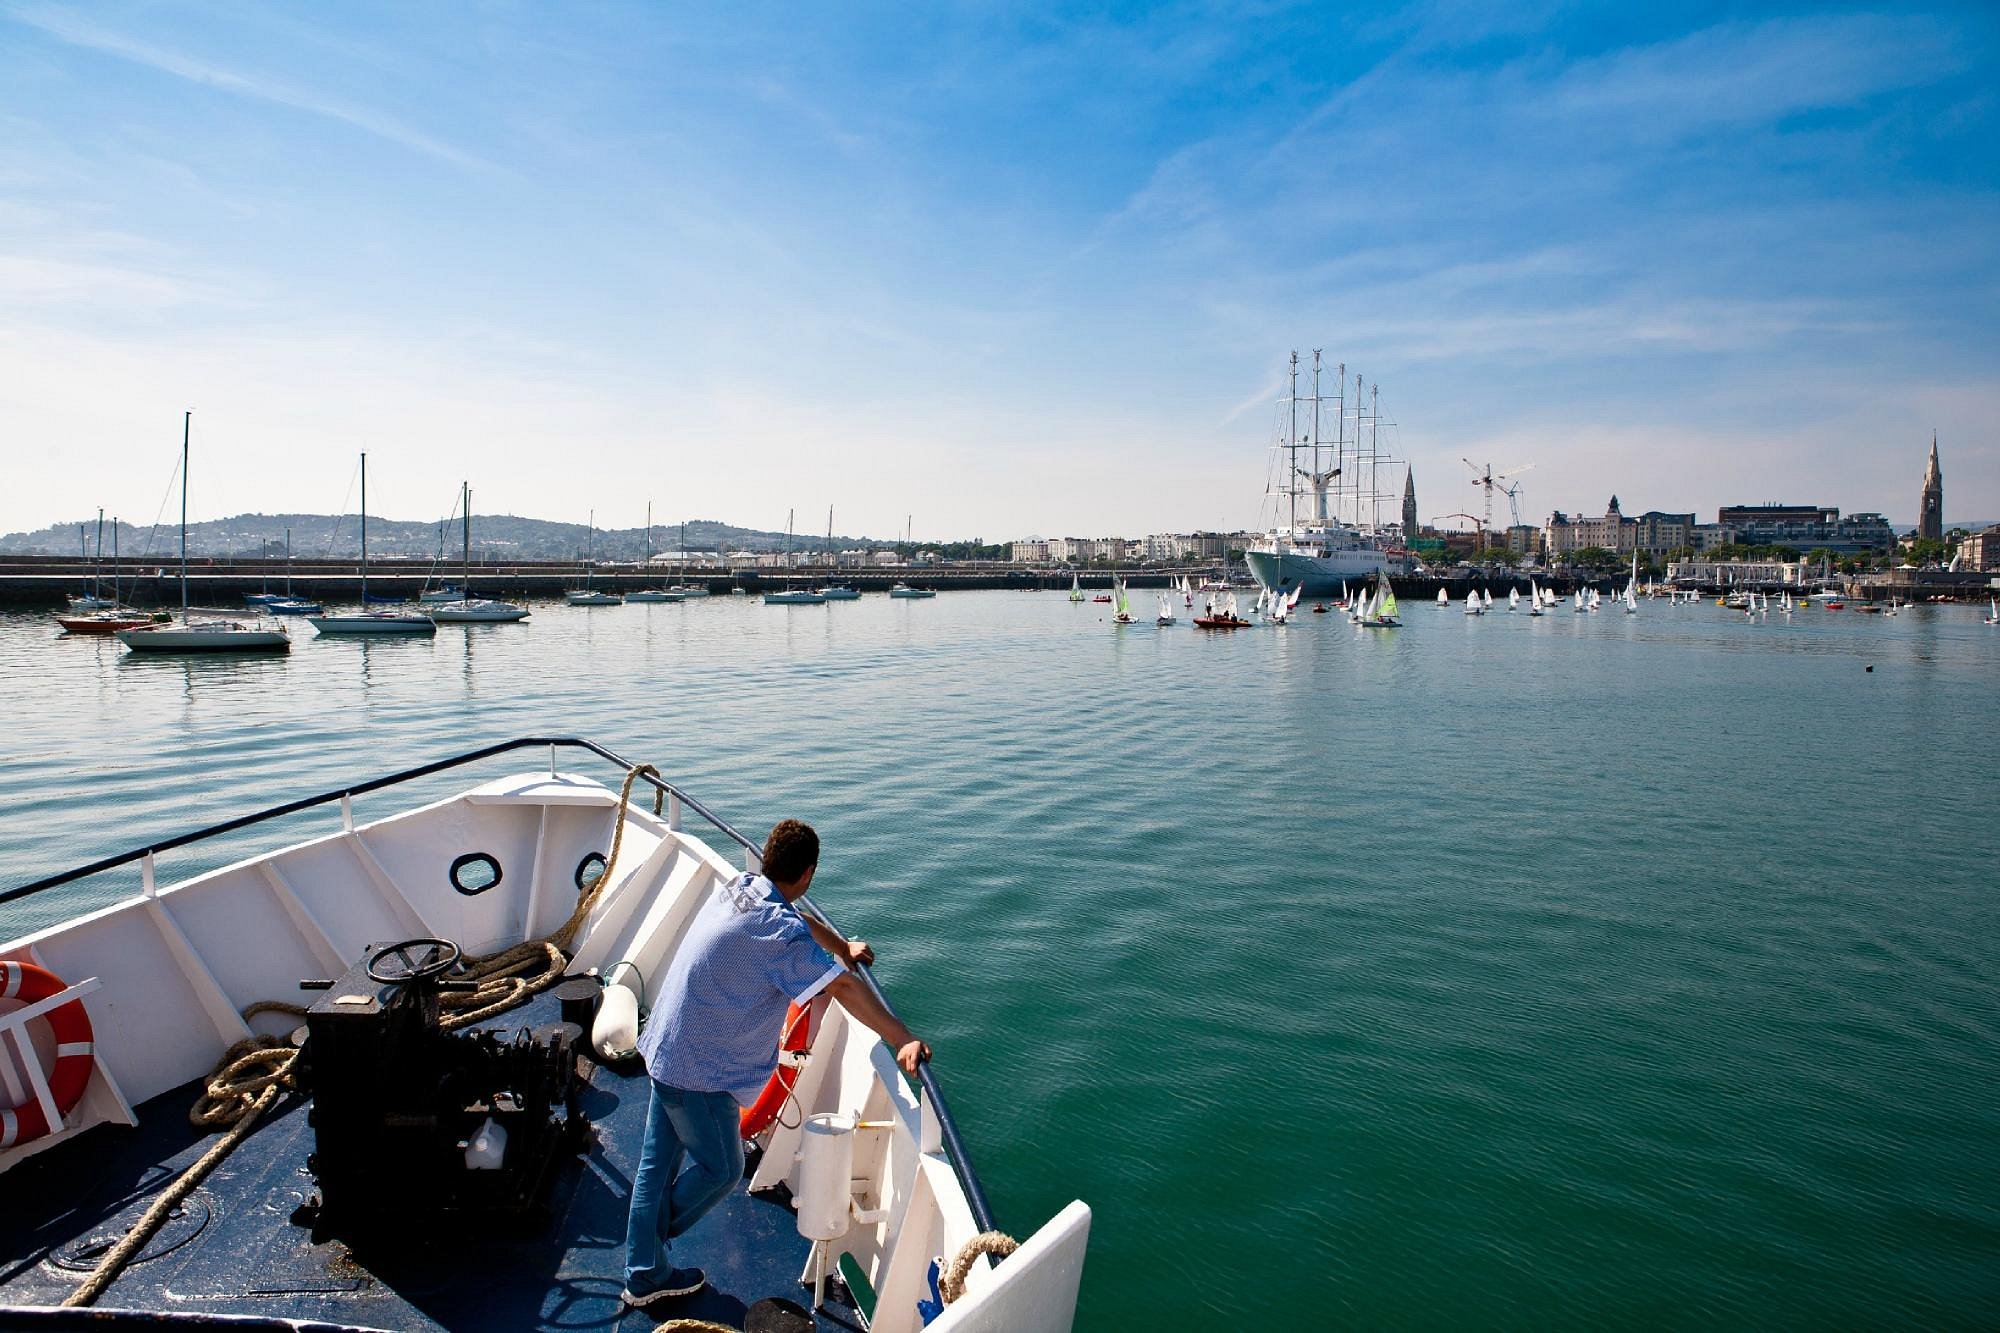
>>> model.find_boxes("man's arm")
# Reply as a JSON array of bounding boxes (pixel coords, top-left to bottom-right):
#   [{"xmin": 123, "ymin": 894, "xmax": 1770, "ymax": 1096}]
[
  {"xmin": 803, "ymin": 910, "xmax": 873, "ymax": 968},
  {"xmin": 827, "ymin": 971, "xmax": 930, "ymax": 1075}
]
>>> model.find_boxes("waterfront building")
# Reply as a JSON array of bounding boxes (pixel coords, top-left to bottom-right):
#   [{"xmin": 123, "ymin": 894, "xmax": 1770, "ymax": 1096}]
[
  {"xmin": 1715, "ymin": 505, "xmax": 1895, "ymax": 554},
  {"xmin": 1955, "ymin": 524, "xmax": 2000, "ymax": 572},
  {"xmin": 1402, "ymin": 469, "xmax": 1418, "ymax": 543},
  {"xmin": 1504, "ymin": 525, "xmax": 1542, "ymax": 558},
  {"xmin": 1918, "ymin": 435, "xmax": 1944, "ymax": 542},
  {"xmin": 1009, "ymin": 539, "xmax": 1050, "ymax": 563},
  {"xmin": 1543, "ymin": 498, "xmax": 1694, "ymax": 560}
]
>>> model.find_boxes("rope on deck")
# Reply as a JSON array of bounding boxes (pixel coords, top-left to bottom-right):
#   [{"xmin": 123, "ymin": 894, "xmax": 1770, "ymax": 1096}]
[
  {"xmin": 62, "ymin": 764, "xmax": 660, "ymax": 1307},
  {"xmin": 940, "ymin": 1230, "xmax": 1020, "ymax": 1304}
]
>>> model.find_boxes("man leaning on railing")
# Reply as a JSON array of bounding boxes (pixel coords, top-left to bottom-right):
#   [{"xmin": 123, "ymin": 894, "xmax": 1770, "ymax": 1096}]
[{"xmin": 621, "ymin": 818, "xmax": 930, "ymax": 1309}]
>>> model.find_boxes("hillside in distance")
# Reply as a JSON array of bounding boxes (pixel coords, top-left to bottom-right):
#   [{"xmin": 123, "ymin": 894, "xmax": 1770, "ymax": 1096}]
[{"xmin": 1, "ymin": 513, "xmax": 913, "ymax": 561}]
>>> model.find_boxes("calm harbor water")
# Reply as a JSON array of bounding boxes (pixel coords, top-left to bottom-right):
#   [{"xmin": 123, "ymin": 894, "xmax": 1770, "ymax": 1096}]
[{"xmin": 2, "ymin": 591, "xmax": 1996, "ymax": 1328}]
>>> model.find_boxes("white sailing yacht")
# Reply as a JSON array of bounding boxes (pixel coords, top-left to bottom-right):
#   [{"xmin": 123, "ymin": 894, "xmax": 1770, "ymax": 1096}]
[
  {"xmin": 765, "ymin": 509, "xmax": 827, "ymax": 604},
  {"xmin": 428, "ymin": 483, "xmax": 531, "ymax": 623},
  {"xmin": 1508, "ymin": 587, "xmax": 1520, "ymax": 612},
  {"xmin": 627, "ymin": 503, "xmax": 685, "ymax": 602},
  {"xmin": 565, "ymin": 511, "xmax": 625, "ymax": 605},
  {"xmin": 816, "ymin": 507, "xmax": 860, "ymax": 599},
  {"xmin": 117, "ymin": 412, "xmax": 290, "ymax": 653},
  {"xmin": 307, "ymin": 454, "xmax": 438, "ymax": 635},
  {"xmin": 1156, "ymin": 592, "xmax": 1176, "ymax": 626},
  {"xmin": 1464, "ymin": 588, "xmax": 1482, "ymax": 615}
]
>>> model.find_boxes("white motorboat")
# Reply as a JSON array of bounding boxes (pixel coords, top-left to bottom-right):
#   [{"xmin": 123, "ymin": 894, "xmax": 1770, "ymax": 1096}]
[
  {"xmin": 117, "ymin": 412, "xmax": 290, "ymax": 654},
  {"xmin": 308, "ymin": 453, "xmax": 437, "ymax": 636},
  {"xmin": 889, "ymin": 584, "xmax": 936, "ymax": 599},
  {"xmin": 0, "ymin": 739, "xmax": 1090, "ymax": 1329}
]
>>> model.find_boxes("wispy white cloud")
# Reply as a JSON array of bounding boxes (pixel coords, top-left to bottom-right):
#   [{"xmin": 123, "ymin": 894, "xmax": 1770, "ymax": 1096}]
[{"xmin": 4, "ymin": 4, "xmax": 494, "ymax": 172}]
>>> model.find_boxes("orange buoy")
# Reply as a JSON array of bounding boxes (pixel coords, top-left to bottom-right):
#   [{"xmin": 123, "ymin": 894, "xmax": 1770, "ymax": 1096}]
[
  {"xmin": 740, "ymin": 991, "xmax": 832, "ymax": 1139},
  {"xmin": 0, "ymin": 961, "xmax": 95, "ymax": 1149}
]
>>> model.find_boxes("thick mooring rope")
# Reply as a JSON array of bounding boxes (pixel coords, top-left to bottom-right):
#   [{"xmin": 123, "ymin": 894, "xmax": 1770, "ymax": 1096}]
[
  {"xmin": 940, "ymin": 1230, "xmax": 1020, "ymax": 1304},
  {"xmin": 64, "ymin": 764, "xmax": 660, "ymax": 1307}
]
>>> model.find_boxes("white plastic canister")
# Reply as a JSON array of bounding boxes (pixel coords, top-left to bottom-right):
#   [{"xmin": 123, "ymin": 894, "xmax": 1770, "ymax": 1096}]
[{"xmin": 795, "ymin": 1113, "xmax": 857, "ymax": 1242}]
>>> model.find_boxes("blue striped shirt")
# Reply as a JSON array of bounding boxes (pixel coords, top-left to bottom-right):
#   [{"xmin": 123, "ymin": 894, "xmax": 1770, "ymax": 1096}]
[{"xmin": 638, "ymin": 872, "xmax": 844, "ymax": 1104}]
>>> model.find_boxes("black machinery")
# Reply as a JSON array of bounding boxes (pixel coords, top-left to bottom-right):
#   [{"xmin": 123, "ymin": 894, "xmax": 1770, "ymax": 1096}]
[{"xmin": 293, "ymin": 938, "xmax": 586, "ymax": 1239}]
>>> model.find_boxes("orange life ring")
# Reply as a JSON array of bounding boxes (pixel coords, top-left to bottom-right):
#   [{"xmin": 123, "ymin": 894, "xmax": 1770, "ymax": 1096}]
[
  {"xmin": 740, "ymin": 990, "xmax": 831, "ymax": 1139},
  {"xmin": 0, "ymin": 960, "xmax": 95, "ymax": 1149}
]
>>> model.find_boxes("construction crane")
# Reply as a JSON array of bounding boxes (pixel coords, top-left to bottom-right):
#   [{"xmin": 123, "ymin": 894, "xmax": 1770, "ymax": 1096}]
[
  {"xmin": 1464, "ymin": 459, "xmax": 1534, "ymax": 536},
  {"xmin": 1433, "ymin": 513, "xmax": 1488, "ymax": 548}
]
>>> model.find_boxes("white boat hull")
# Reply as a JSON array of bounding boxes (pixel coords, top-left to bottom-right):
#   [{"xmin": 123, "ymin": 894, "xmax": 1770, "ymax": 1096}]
[
  {"xmin": 116, "ymin": 623, "xmax": 290, "ymax": 652},
  {"xmin": 307, "ymin": 614, "xmax": 437, "ymax": 635},
  {"xmin": 427, "ymin": 600, "xmax": 531, "ymax": 623},
  {"xmin": 565, "ymin": 592, "xmax": 624, "ymax": 606}
]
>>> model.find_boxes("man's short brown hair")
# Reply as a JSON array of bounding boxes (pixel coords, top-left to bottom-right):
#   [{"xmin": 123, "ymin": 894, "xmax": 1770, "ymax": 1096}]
[{"xmin": 761, "ymin": 819, "xmax": 819, "ymax": 885}]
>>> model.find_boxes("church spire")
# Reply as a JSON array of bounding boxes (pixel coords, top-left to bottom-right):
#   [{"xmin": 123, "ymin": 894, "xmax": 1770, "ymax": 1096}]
[
  {"xmin": 1918, "ymin": 433, "xmax": 1944, "ymax": 542},
  {"xmin": 1401, "ymin": 466, "xmax": 1417, "ymax": 542}
]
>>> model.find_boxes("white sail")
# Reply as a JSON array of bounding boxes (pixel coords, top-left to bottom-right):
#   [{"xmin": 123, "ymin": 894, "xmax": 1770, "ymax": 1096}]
[
  {"xmin": 1508, "ymin": 587, "xmax": 1520, "ymax": 611},
  {"xmin": 1437, "ymin": 588, "xmax": 1448, "ymax": 606},
  {"xmin": 1482, "ymin": 588, "xmax": 1494, "ymax": 609}
]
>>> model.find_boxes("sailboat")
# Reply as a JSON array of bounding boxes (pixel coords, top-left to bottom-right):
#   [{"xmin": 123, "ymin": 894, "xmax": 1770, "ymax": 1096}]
[
  {"xmin": 1436, "ymin": 588, "xmax": 1449, "ymax": 609},
  {"xmin": 58, "ymin": 514, "xmax": 161, "ymax": 634},
  {"xmin": 1527, "ymin": 582, "xmax": 1543, "ymax": 617},
  {"xmin": 1985, "ymin": 598, "xmax": 1998, "ymax": 625},
  {"xmin": 261, "ymin": 528, "xmax": 323, "ymax": 615},
  {"xmin": 668, "ymin": 523, "xmax": 711, "ymax": 596},
  {"xmin": 627, "ymin": 502, "xmax": 685, "ymax": 602},
  {"xmin": 117, "ymin": 413, "xmax": 290, "ymax": 652},
  {"xmin": 1068, "ymin": 573, "xmax": 1084, "ymax": 603},
  {"xmin": 1363, "ymin": 574, "xmax": 1401, "ymax": 627},
  {"xmin": 1182, "ymin": 575, "xmax": 1193, "ymax": 608},
  {"xmin": 816, "ymin": 507, "xmax": 861, "ymax": 599},
  {"xmin": 565, "ymin": 511, "xmax": 624, "ymax": 605},
  {"xmin": 1156, "ymin": 592, "xmax": 1176, "ymax": 626},
  {"xmin": 1508, "ymin": 587, "xmax": 1520, "ymax": 612},
  {"xmin": 428, "ymin": 484, "xmax": 531, "ymax": 622},
  {"xmin": 1464, "ymin": 588, "xmax": 1482, "ymax": 615},
  {"xmin": 305, "ymin": 455, "xmax": 438, "ymax": 635},
  {"xmin": 765, "ymin": 509, "xmax": 827, "ymax": 604},
  {"xmin": 1110, "ymin": 579, "xmax": 1136, "ymax": 624}
]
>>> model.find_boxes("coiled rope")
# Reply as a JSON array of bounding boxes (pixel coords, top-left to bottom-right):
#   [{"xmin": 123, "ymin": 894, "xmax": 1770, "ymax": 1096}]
[
  {"xmin": 64, "ymin": 764, "xmax": 660, "ymax": 1308},
  {"xmin": 940, "ymin": 1230, "xmax": 1020, "ymax": 1305}
]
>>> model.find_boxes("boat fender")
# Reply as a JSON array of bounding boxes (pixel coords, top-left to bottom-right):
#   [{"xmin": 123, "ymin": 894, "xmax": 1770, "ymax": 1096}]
[
  {"xmin": 0, "ymin": 960, "xmax": 95, "ymax": 1149},
  {"xmin": 740, "ymin": 990, "xmax": 832, "ymax": 1139},
  {"xmin": 462, "ymin": 1114, "xmax": 507, "ymax": 1170},
  {"xmin": 592, "ymin": 961, "xmax": 644, "ymax": 1064}
]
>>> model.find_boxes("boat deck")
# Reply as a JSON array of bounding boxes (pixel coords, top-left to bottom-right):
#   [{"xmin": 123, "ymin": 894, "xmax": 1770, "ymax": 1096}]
[{"xmin": 0, "ymin": 990, "xmax": 864, "ymax": 1331}]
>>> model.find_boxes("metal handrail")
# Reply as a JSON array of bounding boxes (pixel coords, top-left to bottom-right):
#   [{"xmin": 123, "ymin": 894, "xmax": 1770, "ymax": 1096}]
[{"xmin": 0, "ymin": 735, "xmax": 1000, "ymax": 1232}]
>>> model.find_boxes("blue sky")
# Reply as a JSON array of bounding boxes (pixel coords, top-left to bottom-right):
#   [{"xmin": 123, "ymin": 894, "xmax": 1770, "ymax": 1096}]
[{"xmin": 1, "ymin": 1, "xmax": 1994, "ymax": 540}]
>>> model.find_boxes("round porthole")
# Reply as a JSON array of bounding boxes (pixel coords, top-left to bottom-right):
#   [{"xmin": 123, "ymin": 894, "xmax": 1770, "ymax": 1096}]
[
  {"xmin": 575, "ymin": 852, "xmax": 609, "ymax": 891},
  {"xmin": 450, "ymin": 852, "xmax": 502, "ymax": 897}
]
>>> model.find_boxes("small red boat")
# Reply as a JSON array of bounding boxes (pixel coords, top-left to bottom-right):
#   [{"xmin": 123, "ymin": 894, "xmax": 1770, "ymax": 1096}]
[
  {"xmin": 1193, "ymin": 615, "xmax": 1252, "ymax": 629},
  {"xmin": 1092, "ymin": 594, "xmax": 1112, "ymax": 603},
  {"xmin": 1312, "ymin": 603, "xmax": 1330, "ymax": 614},
  {"xmin": 57, "ymin": 611, "xmax": 162, "ymax": 635}
]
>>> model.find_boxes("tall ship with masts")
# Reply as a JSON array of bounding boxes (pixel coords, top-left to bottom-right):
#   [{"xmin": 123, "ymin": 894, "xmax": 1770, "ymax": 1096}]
[{"xmin": 1244, "ymin": 351, "xmax": 1412, "ymax": 597}]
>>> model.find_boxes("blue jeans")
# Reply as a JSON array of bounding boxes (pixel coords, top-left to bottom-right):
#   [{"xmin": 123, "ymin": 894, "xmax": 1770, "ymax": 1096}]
[{"xmin": 624, "ymin": 1078, "xmax": 745, "ymax": 1292}]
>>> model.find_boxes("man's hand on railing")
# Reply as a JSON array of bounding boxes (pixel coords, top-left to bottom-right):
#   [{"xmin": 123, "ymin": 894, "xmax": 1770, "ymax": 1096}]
[
  {"xmin": 842, "ymin": 938, "xmax": 875, "ymax": 968},
  {"xmin": 896, "ymin": 1038, "xmax": 932, "ymax": 1076}
]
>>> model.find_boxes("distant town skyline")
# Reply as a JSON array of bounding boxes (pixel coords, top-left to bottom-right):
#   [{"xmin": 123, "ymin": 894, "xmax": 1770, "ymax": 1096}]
[{"xmin": 1, "ymin": 4, "xmax": 1993, "ymax": 537}]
